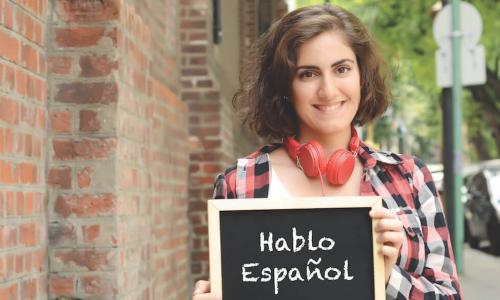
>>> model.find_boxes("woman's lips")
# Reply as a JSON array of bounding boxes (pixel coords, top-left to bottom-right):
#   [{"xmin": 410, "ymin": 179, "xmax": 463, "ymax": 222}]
[{"xmin": 312, "ymin": 100, "xmax": 346, "ymax": 112}]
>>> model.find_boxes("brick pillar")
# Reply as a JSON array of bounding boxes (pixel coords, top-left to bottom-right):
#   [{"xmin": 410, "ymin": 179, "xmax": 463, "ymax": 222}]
[
  {"xmin": 46, "ymin": 0, "xmax": 120, "ymax": 298},
  {"xmin": 46, "ymin": 1, "xmax": 189, "ymax": 299},
  {"xmin": 0, "ymin": 1, "xmax": 49, "ymax": 299},
  {"xmin": 180, "ymin": 0, "xmax": 236, "ymax": 282}
]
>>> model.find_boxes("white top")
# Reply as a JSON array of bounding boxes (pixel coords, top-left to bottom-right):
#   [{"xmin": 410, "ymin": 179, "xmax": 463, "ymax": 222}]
[{"xmin": 269, "ymin": 166, "xmax": 290, "ymax": 197}]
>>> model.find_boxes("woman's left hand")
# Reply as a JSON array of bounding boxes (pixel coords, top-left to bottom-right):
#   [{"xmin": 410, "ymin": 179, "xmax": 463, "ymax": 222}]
[{"xmin": 369, "ymin": 207, "xmax": 404, "ymax": 284}]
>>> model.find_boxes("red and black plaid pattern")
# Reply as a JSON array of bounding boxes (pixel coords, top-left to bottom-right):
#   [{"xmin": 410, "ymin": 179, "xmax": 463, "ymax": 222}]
[{"xmin": 213, "ymin": 141, "xmax": 463, "ymax": 299}]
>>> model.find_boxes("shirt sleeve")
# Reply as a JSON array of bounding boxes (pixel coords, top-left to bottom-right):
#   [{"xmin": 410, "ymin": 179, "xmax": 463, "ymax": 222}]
[{"xmin": 386, "ymin": 157, "xmax": 463, "ymax": 299}]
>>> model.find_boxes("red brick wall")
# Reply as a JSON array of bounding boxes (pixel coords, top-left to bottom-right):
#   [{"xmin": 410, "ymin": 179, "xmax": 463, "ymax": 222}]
[
  {"xmin": 117, "ymin": 0, "xmax": 189, "ymax": 298},
  {"xmin": 0, "ymin": 1, "xmax": 49, "ymax": 299}
]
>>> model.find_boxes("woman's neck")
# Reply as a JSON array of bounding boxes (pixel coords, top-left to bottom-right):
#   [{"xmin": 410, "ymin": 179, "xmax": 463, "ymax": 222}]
[{"xmin": 297, "ymin": 127, "xmax": 352, "ymax": 157}]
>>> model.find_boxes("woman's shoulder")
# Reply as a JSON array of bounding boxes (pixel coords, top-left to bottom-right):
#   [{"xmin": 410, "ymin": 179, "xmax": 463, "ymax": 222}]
[{"xmin": 212, "ymin": 143, "xmax": 281, "ymax": 199}]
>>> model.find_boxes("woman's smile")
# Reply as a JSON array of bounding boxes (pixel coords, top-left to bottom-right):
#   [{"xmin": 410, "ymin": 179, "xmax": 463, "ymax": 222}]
[{"xmin": 312, "ymin": 100, "xmax": 347, "ymax": 114}]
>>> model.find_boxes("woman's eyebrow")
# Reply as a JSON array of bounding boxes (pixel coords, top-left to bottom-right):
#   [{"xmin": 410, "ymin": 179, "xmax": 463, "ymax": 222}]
[{"xmin": 296, "ymin": 58, "xmax": 355, "ymax": 70}]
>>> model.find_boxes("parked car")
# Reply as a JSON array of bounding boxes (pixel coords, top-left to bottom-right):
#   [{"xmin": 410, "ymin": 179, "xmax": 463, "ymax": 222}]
[{"xmin": 464, "ymin": 168, "xmax": 500, "ymax": 254}]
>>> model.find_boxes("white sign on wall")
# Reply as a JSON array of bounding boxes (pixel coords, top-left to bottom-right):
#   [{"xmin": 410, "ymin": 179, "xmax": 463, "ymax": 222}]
[{"xmin": 433, "ymin": 2, "xmax": 486, "ymax": 88}]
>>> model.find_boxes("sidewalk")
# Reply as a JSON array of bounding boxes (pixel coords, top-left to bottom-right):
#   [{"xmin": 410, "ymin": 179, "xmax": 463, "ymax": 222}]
[{"xmin": 460, "ymin": 245, "xmax": 500, "ymax": 299}]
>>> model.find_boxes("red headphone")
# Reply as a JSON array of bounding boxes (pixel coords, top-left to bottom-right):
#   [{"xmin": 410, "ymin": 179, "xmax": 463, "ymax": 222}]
[{"xmin": 283, "ymin": 127, "xmax": 360, "ymax": 186}]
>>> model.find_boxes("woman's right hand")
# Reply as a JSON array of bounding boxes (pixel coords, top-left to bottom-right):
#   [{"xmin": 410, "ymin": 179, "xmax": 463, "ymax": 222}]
[{"xmin": 192, "ymin": 280, "xmax": 221, "ymax": 300}]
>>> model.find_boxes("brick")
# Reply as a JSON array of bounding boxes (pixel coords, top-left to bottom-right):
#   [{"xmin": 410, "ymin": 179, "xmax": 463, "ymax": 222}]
[
  {"xmin": 0, "ymin": 283, "xmax": 17, "ymax": 300},
  {"xmin": 55, "ymin": 81, "xmax": 118, "ymax": 104},
  {"xmin": 48, "ymin": 221, "xmax": 76, "ymax": 246},
  {"xmin": 15, "ymin": 69, "xmax": 27, "ymax": 96},
  {"xmin": 81, "ymin": 275, "xmax": 116, "ymax": 296},
  {"xmin": 16, "ymin": 192, "xmax": 24, "ymax": 215},
  {"xmin": 20, "ymin": 278, "xmax": 36, "ymax": 299},
  {"xmin": 5, "ymin": 192, "xmax": 15, "ymax": 216},
  {"xmin": 0, "ymin": 160, "xmax": 15, "ymax": 184},
  {"xmin": 189, "ymin": 57, "xmax": 206, "ymax": 65},
  {"xmin": 33, "ymin": 20, "xmax": 42, "ymax": 45},
  {"xmin": 21, "ymin": 43, "xmax": 37, "ymax": 72},
  {"xmin": 15, "ymin": 254, "xmax": 23, "ymax": 274},
  {"xmin": 23, "ymin": 251, "xmax": 32, "ymax": 273},
  {"xmin": 36, "ymin": 108, "xmax": 46, "ymax": 129},
  {"xmin": 48, "ymin": 167, "xmax": 71, "ymax": 189},
  {"xmin": 54, "ymin": 27, "xmax": 105, "ymax": 48},
  {"xmin": 77, "ymin": 166, "xmax": 92, "ymax": 188},
  {"xmin": 52, "ymin": 249, "xmax": 114, "ymax": 271},
  {"xmin": 0, "ymin": 96, "xmax": 19, "ymax": 125},
  {"xmin": 0, "ymin": 29, "xmax": 19, "ymax": 62},
  {"xmin": 18, "ymin": 162, "xmax": 37, "ymax": 184},
  {"xmin": 180, "ymin": 20, "xmax": 206, "ymax": 29},
  {"xmin": 79, "ymin": 109, "xmax": 100, "ymax": 132},
  {"xmin": 181, "ymin": 45, "xmax": 206, "ymax": 53},
  {"xmin": 50, "ymin": 111, "xmax": 72, "ymax": 133},
  {"xmin": 52, "ymin": 138, "xmax": 116, "ymax": 160},
  {"xmin": 0, "ymin": 128, "xmax": 3, "ymax": 154},
  {"xmin": 48, "ymin": 56, "xmax": 72, "ymax": 75},
  {"xmin": 3, "ymin": 64, "xmax": 15, "ymax": 91},
  {"xmin": 49, "ymin": 274, "xmax": 75, "ymax": 296},
  {"xmin": 32, "ymin": 249, "xmax": 44, "ymax": 272},
  {"xmin": 80, "ymin": 55, "xmax": 117, "ymax": 77},
  {"xmin": 21, "ymin": 105, "xmax": 36, "ymax": 128},
  {"xmin": 24, "ymin": 192, "xmax": 34, "ymax": 215},
  {"xmin": 3, "ymin": 2, "xmax": 14, "ymax": 29},
  {"xmin": 82, "ymin": 224, "xmax": 100, "ymax": 243},
  {"xmin": 0, "ymin": 225, "xmax": 16, "ymax": 248},
  {"xmin": 196, "ymin": 80, "xmax": 212, "ymax": 88},
  {"xmin": 54, "ymin": 194, "xmax": 116, "ymax": 218},
  {"xmin": 20, "ymin": 223, "xmax": 37, "ymax": 246},
  {"xmin": 56, "ymin": 0, "xmax": 119, "ymax": 22}
]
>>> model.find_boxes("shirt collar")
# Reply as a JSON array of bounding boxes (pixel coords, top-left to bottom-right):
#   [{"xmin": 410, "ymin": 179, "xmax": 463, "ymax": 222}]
[{"xmin": 358, "ymin": 140, "xmax": 402, "ymax": 169}]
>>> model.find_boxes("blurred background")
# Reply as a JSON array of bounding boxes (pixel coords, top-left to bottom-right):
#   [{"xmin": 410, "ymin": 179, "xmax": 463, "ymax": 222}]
[{"xmin": 0, "ymin": 0, "xmax": 498, "ymax": 299}]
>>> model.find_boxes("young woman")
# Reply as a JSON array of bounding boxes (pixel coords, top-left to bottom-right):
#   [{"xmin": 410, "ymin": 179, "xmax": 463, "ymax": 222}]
[{"xmin": 193, "ymin": 4, "xmax": 462, "ymax": 299}]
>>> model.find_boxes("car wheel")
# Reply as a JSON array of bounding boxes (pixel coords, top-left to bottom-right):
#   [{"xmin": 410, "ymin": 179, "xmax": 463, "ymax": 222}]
[
  {"xmin": 469, "ymin": 234, "xmax": 480, "ymax": 249},
  {"xmin": 465, "ymin": 219, "xmax": 480, "ymax": 249},
  {"xmin": 487, "ymin": 217, "xmax": 500, "ymax": 255}
]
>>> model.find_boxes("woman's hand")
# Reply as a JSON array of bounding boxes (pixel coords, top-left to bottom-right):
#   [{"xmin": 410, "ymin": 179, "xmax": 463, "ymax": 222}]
[
  {"xmin": 193, "ymin": 280, "xmax": 221, "ymax": 300},
  {"xmin": 369, "ymin": 207, "xmax": 404, "ymax": 284}
]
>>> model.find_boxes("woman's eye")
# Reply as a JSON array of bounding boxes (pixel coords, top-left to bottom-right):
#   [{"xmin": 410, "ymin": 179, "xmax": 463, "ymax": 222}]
[
  {"xmin": 299, "ymin": 71, "xmax": 316, "ymax": 79},
  {"xmin": 337, "ymin": 66, "xmax": 351, "ymax": 74}
]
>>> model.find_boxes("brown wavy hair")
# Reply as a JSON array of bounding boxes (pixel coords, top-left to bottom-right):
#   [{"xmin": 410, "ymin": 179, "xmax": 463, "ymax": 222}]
[{"xmin": 233, "ymin": 4, "xmax": 391, "ymax": 140}]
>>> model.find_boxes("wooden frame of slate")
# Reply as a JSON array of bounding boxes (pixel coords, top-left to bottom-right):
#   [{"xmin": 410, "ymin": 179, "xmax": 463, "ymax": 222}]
[{"xmin": 208, "ymin": 196, "xmax": 385, "ymax": 300}]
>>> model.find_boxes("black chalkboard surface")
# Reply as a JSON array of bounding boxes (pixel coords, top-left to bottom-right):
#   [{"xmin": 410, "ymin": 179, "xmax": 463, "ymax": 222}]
[{"xmin": 208, "ymin": 197, "xmax": 385, "ymax": 300}]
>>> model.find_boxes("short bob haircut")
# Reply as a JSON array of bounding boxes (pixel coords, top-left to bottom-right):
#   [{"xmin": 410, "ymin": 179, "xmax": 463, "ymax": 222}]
[{"xmin": 233, "ymin": 4, "xmax": 391, "ymax": 141}]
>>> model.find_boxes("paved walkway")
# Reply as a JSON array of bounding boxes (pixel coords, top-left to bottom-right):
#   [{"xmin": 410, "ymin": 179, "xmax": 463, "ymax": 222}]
[{"xmin": 460, "ymin": 245, "xmax": 500, "ymax": 299}]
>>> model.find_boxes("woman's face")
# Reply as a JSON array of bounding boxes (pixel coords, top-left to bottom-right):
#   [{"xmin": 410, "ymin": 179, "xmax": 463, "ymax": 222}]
[{"xmin": 291, "ymin": 30, "xmax": 361, "ymax": 139}]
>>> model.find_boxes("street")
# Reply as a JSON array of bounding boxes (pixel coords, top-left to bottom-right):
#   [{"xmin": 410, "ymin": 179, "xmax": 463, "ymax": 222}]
[{"xmin": 460, "ymin": 245, "xmax": 500, "ymax": 299}]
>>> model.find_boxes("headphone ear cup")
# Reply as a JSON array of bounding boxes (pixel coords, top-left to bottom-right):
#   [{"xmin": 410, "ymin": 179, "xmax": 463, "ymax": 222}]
[
  {"xmin": 298, "ymin": 140, "xmax": 326, "ymax": 177},
  {"xmin": 326, "ymin": 150, "xmax": 355, "ymax": 185}
]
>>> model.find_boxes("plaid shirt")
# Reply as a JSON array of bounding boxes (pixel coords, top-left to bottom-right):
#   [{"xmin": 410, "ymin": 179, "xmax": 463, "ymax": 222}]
[{"xmin": 213, "ymin": 141, "xmax": 463, "ymax": 299}]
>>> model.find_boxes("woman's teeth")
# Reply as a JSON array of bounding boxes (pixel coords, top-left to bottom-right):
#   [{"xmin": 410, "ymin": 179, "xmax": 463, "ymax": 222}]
[{"xmin": 314, "ymin": 101, "xmax": 344, "ymax": 111}]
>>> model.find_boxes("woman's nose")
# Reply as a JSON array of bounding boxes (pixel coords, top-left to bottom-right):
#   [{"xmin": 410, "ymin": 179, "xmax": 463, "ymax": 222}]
[{"xmin": 317, "ymin": 76, "xmax": 338, "ymax": 99}]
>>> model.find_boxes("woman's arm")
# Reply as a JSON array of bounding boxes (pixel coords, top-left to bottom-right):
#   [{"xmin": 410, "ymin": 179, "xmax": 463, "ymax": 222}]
[{"xmin": 386, "ymin": 158, "xmax": 463, "ymax": 299}]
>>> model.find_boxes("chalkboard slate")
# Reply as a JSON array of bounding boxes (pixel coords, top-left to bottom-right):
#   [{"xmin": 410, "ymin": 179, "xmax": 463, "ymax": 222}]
[{"xmin": 208, "ymin": 197, "xmax": 384, "ymax": 300}]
